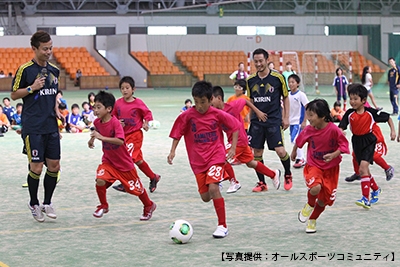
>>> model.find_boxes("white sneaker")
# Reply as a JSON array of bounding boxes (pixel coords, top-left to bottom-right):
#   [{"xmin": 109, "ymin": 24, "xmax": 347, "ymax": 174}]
[
  {"xmin": 272, "ymin": 169, "xmax": 281, "ymax": 190},
  {"xmin": 226, "ymin": 180, "xmax": 241, "ymax": 194},
  {"xmin": 41, "ymin": 203, "xmax": 57, "ymax": 219},
  {"xmin": 213, "ymin": 225, "xmax": 229, "ymax": 238},
  {"xmin": 93, "ymin": 205, "xmax": 109, "ymax": 218},
  {"xmin": 28, "ymin": 203, "xmax": 45, "ymax": 222}
]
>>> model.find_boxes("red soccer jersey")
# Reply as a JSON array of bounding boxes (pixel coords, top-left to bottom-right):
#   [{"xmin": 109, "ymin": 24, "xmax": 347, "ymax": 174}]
[
  {"xmin": 339, "ymin": 107, "xmax": 390, "ymax": 136},
  {"xmin": 226, "ymin": 94, "xmax": 250, "ymax": 130},
  {"xmin": 112, "ymin": 97, "xmax": 153, "ymax": 134},
  {"xmin": 296, "ymin": 122, "xmax": 350, "ymax": 170},
  {"xmin": 169, "ymin": 106, "xmax": 241, "ymax": 174},
  {"xmin": 223, "ymin": 98, "xmax": 249, "ymax": 147},
  {"xmin": 93, "ymin": 116, "xmax": 135, "ymax": 172}
]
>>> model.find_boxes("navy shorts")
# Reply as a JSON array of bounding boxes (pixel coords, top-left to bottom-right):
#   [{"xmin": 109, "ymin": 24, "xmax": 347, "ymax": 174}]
[
  {"xmin": 22, "ymin": 132, "xmax": 61, "ymax": 162},
  {"xmin": 248, "ymin": 122, "xmax": 284, "ymax": 151},
  {"xmin": 352, "ymin": 133, "xmax": 376, "ymax": 165}
]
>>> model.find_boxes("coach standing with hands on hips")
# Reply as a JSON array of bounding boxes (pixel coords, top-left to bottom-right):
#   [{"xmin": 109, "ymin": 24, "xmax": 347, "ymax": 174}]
[{"xmin": 11, "ymin": 31, "xmax": 63, "ymax": 222}]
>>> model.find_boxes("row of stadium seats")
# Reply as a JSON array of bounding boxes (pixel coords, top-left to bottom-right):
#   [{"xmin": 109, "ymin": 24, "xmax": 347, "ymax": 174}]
[
  {"xmin": 131, "ymin": 51, "xmax": 184, "ymax": 75},
  {"xmin": 52, "ymin": 47, "xmax": 109, "ymax": 79}
]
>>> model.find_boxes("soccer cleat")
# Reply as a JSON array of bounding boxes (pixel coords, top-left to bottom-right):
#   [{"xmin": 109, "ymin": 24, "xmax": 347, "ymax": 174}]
[
  {"xmin": 293, "ymin": 159, "xmax": 306, "ymax": 169},
  {"xmin": 355, "ymin": 196, "xmax": 371, "ymax": 209},
  {"xmin": 112, "ymin": 183, "xmax": 126, "ymax": 193},
  {"xmin": 213, "ymin": 225, "xmax": 229, "ymax": 238},
  {"xmin": 41, "ymin": 203, "xmax": 57, "ymax": 219},
  {"xmin": 298, "ymin": 203, "xmax": 314, "ymax": 223},
  {"xmin": 22, "ymin": 183, "xmax": 28, "ymax": 188},
  {"xmin": 385, "ymin": 166, "xmax": 394, "ymax": 181},
  {"xmin": 345, "ymin": 173, "xmax": 361, "ymax": 182},
  {"xmin": 140, "ymin": 202, "xmax": 157, "ymax": 221},
  {"xmin": 306, "ymin": 219, "xmax": 317, "ymax": 233},
  {"xmin": 284, "ymin": 174, "xmax": 293, "ymax": 191},
  {"xmin": 271, "ymin": 169, "xmax": 281, "ymax": 190},
  {"xmin": 27, "ymin": 203, "xmax": 45, "ymax": 222},
  {"xmin": 226, "ymin": 179, "xmax": 241, "ymax": 194},
  {"xmin": 370, "ymin": 188, "xmax": 382, "ymax": 204},
  {"xmin": 252, "ymin": 181, "xmax": 268, "ymax": 192},
  {"xmin": 149, "ymin": 174, "xmax": 161, "ymax": 193},
  {"xmin": 93, "ymin": 205, "xmax": 109, "ymax": 218}
]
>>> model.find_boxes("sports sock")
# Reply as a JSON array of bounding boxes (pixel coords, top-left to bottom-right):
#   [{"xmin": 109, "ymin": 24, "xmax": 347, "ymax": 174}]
[
  {"xmin": 254, "ymin": 161, "xmax": 276, "ymax": 178},
  {"xmin": 254, "ymin": 157, "xmax": 265, "ymax": 183},
  {"xmin": 213, "ymin": 198, "xmax": 226, "ymax": 228},
  {"xmin": 309, "ymin": 204, "xmax": 325, "ymax": 220},
  {"xmin": 343, "ymin": 101, "xmax": 347, "ymax": 111},
  {"xmin": 43, "ymin": 169, "xmax": 58, "ymax": 205},
  {"xmin": 137, "ymin": 161, "xmax": 156, "ymax": 180},
  {"xmin": 374, "ymin": 156, "xmax": 390, "ymax": 171},
  {"xmin": 96, "ymin": 184, "xmax": 108, "ymax": 207},
  {"xmin": 370, "ymin": 177, "xmax": 379, "ymax": 191},
  {"xmin": 138, "ymin": 189, "xmax": 153, "ymax": 207},
  {"xmin": 360, "ymin": 175, "xmax": 371, "ymax": 199},
  {"xmin": 28, "ymin": 170, "xmax": 41, "ymax": 206},
  {"xmin": 307, "ymin": 190, "xmax": 317, "ymax": 207},
  {"xmin": 352, "ymin": 156, "xmax": 360, "ymax": 175},
  {"xmin": 224, "ymin": 164, "xmax": 238, "ymax": 183},
  {"xmin": 296, "ymin": 147, "xmax": 304, "ymax": 160},
  {"xmin": 280, "ymin": 153, "xmax": 292, "ymax": 176}
]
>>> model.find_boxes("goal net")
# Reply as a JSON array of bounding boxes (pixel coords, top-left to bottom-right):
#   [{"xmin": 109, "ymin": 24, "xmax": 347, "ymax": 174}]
[{"xmin": 301, "ymin": 51, "xmax": 351, "ymax": 95}]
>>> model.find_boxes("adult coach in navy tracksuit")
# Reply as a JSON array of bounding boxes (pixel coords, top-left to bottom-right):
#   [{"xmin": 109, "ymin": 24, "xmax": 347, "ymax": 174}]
[
  {"xmin": 11, "ymin": 31, "xmax": 63, "ymax": 223},
  {"xmin": 388, "ymin": 57, "xmax": 400, "ymax": 115}
]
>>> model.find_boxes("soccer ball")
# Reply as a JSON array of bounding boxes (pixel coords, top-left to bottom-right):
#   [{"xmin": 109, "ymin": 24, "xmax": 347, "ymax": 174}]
[
  {"xmin": 315, "ymin": 89, "xmax": 321, "ymax": 95},
  {"xmin": 169, "ymin": 219, "xmax": 193, "ymax": 244},
  {"xmin": 149, "ymin": 120, "xmax": 160, "ymax": 129}
]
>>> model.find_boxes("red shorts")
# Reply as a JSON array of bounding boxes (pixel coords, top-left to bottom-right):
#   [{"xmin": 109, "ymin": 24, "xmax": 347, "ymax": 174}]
[
  {"xmin": 195, "ymin": 163, "xmax": 228, "ymax": 194},
  {"xmin": 96, "ymin": 163, "xmax": 144, "ymax": 196},
  {"xmin": 125, "ymin": 130, "xmax": 144, "ymax": 163},
  {"xmin": 225, "ymin": 145, "xmax": 253, "ymax": 164},
  {"xmin": 303, "ymin": 164, "xmax": 339, "ymax": 206}
]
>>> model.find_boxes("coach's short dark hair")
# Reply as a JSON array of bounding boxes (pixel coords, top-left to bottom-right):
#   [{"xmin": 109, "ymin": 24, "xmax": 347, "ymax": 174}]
[
  {"xmin": 348, "ymin": 83, "xmax": 368, "ymax": 100},
  {"xmin": 119, "ymin": 76, "xmax": 135, "ymax": 89},
  {"xmin": 192, "ymin": 81, "xmax": 213, "ymax": 100},
  {"xmin": 95, "ymin": 91, "xmax": 116, "ymax": 110},
  {"xmin": 252, "ymin": 48, "xmax": 269, "ymax": 60},
  {"xmin": 30, "ymin": 31, "xmax": 51, "ymax": 49}
]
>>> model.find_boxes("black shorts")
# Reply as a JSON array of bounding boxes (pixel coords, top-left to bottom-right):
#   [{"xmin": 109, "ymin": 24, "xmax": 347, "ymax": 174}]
[
  {"xmin": 352, "ymin": 133, "xmax": 376, "ymax": 165},
  {"xmin": 248, "ymin": 122, "xmax": 284, "ymax": 151},
  {"xmin": 22, "ymin": 132, "xmax": 61, "ymax": 162}
]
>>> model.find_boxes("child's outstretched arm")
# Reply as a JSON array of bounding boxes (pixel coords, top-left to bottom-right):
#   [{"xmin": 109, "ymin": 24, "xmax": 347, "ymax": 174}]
[
  {"xmin": 167, "ymin": 138, "xmax": 180, "ymax": 165},
  {"xmin": 90, "ymin": 130, "xmax": 124, "ymax": 146},
  {"xmin": 88, "ymin": 136, "xmax": 95, "ymax": 149},
  {"xmin": 226, "ymin": 130, "xmax": 238, "ymax": 161},
  {"xmin": 322, "ymin": 149, "xmax": 341, "ymax": 162},
  {"xmin": 290, "ymin": 144, "xmax": 298, "ymax": 162},
  {"xmin": 245, "ymin": 99, "xmax": 267, "ymax": 122}
]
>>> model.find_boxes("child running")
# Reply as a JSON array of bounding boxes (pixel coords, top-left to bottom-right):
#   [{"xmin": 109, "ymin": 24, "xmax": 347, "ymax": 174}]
[
  {"xmin": 339, "ymin": 84, "xmax": 396, "ymax": 208},
  {"xmin": 111, "ymin": 76, "xmax": 161, "ymax": 193},
  {"xmin": 288, "ymin": 74, "xmax": 309, "ymax": 169},
  {"xmin": 88, "ymin": 91, "xmax": 156, "ymax": 220},
  {"xmin": 167, "ymin": 81, "xmax": 241, "ymax": 238},
  {"xmin": 211, "ymin": 85, "xmax": 281, "ymax": 193},
  {"xmin": 291, "ymin": 99, "xmax": 349, "ymax": 233}
]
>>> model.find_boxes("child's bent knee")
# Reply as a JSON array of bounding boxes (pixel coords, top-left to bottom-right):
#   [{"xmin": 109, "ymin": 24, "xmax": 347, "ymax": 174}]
[{"xmin": 96, "ymin": 179, "xmax": 106, "ymax": 186}]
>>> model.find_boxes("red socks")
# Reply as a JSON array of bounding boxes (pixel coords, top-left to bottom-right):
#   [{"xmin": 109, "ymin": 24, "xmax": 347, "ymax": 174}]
[
  {"xmin": 255, "ymin": 161, "xmax": 276, "ymax": 178},
  {"xmin": 213, "ymin": 198, "xmax": 226, "ymax": 228},
  {"xmin": 370, "ymin": 177, "xmax": 379, "ymax": 191},
  {"xmin": 138, "ymin": 189, "xmax": 153, "ymax": 207},
  {"xmin": 224, "ymin": 164, "xmax": 237, "ymax": 183},
  {"xmin": 137, "ymin": 161, "xmax": 156, "ymax": 180},
  {"xmin": 309, "ymin": 204, "xmax": 325, "ymax": 220},
  {"xmin": 307, "ymin": 190, "xmax": 317, "ymax": 207},
  {"xmin": 374, "ymin": 156, "xmax": 390, "ymax": 171},
  {"xmin": 360, "ymin": 176, "xmax": 371, "ymax": 199},
  {"xmin": 96, "ymin": 185, "xmax": 108, "ymax": 207}
]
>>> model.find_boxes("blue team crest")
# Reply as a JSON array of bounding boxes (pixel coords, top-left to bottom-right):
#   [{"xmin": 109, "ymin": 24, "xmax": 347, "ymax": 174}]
[
  {"xmin": 329, "ymin": 139, "xmax": 337, "ymax": 148},
  {"xmin": 130, "ymin": 110, "xmax": 137, "ymax": 118},
  {"xmin": 110, "ymin": 129, "xmax": 115, "ymax": 137},
  {"xmin": 190, "ymin": 119, "xmax": 197, "ymax": 132},
  {"xmin": 210, "ymin": 120, "xmax": 218, "ymax": 130},
  {"xmin": 267, "ymin": 84, "xmax": 274, "ymax": 93}
]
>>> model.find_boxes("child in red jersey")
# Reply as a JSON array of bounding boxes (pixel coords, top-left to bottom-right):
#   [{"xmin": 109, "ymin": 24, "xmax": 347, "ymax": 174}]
[
  {"xmin": 88, "ymin": 91, "xmax": 156, "ymax": 220},
  {"xmin": 211, "ymin": 86, "xmax": 281, "ymax": 193},
  {"xmin": 339, "ymin": 84, "xmax": 396, "ymax": 209},
  {"xmin": 291, "ymin": 99, "xmax": 350, "ymax": 233},
  {"xmin": 111, "ymin": 76, "xmax": 160, "ymax": 193},
  {"xmin": 167, "ymin": 81, "xmax": 241, "ymax": 238}
]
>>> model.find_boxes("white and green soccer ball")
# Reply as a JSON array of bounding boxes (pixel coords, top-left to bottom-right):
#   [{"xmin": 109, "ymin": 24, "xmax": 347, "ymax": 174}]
[
  {"xmin": 149, "ymin": 120, "xmax": 161, "ymax": 129},
  {"xmin": 169, "ymin": 219, "xmax": 193, "ymax": 244}
]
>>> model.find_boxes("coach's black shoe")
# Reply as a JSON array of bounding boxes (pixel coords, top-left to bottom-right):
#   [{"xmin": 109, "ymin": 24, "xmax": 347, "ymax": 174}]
[
  {"xmin": 345, "ymin": 173, "xmax": 361, "ymax": 182},
  {"xmin": 112, "ymin": 183, "xmax": 126, "ymax": 193}
]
